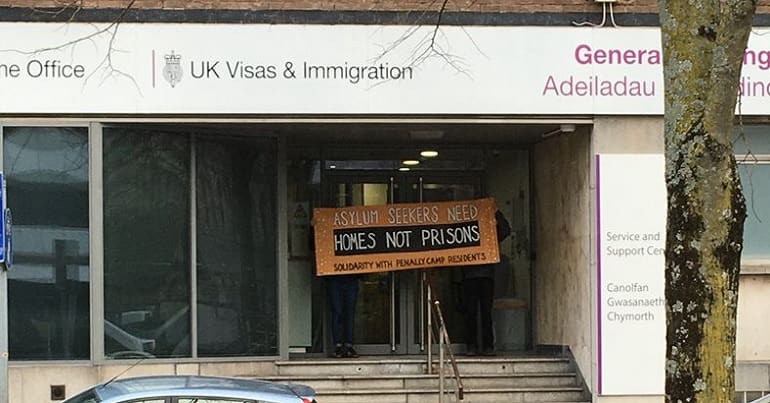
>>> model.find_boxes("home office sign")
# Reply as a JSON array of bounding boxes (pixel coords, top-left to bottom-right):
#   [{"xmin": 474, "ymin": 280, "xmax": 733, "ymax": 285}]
[{"xmin": 313, "ymin": 198, "xmax": 500, "ymax": 276}]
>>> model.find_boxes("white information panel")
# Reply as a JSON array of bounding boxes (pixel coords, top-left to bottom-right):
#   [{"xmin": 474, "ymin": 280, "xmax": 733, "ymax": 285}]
[
  {"xmin": 1, "ymin": 23, "xmax": 770, "ymax": 115},
  {"xmin": 596, "ymin": 154, "xmax": 666, "ymax": 395}
]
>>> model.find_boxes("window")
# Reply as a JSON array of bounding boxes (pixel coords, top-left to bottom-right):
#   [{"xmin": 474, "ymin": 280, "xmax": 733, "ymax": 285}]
[
  {"xmin": 196, "ymin": 136, "xmax": 278, "ymax": 356},
  {"xmin": 4, "ymin": 126, "xmax": 90, "ymax": 360},
  {"xmin": 102, "ymin": 128, "xmax": 278, "ymax": 359},
  {"xmin": 737, "ymin": 163, "xmax": 770, "ymax": 259},
  {"xmin": 735, "ymin": 126, "xmax": 770, "ymax": 260},
  {"xmin": 103, "ymin": 128, "xmax": 191, "ymax": 358}
]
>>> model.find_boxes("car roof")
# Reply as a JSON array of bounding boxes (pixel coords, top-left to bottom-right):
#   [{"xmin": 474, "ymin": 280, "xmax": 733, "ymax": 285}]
[{"xmin": 77, "ymin": 375, "xmax": 314, "ymax": 403}]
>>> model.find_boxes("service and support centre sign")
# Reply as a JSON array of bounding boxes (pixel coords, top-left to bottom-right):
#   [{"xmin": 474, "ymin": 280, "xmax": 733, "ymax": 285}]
[
  {"xmin": 596, "ymin": 154, "xmax": 666, "ymax": 396},
  {"xmin": 313, "ymin": 198, "xmax": 500, "ymax": 276}
]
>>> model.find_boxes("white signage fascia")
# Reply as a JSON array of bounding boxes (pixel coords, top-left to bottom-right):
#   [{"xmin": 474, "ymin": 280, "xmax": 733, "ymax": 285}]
[
  {"xmin": 1, "ymin": 23, "xmax": 770, "ymax": 115},
  {"xmin": 596, "ymin": 154, "xmax": 666, "ymax": 396}
]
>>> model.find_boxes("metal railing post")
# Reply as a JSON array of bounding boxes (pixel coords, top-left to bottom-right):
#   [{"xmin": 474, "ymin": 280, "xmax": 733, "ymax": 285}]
[
  {"xmin": 426, "ymin": 279, "xmax": 464, "ymax": 401},
  {"xmin": 439, "ymin": 326, "xmax": 445, "ymax": 403},
  {"xmin": 426, "ymin": 273, "xmax": 432, "ymax": 373}
]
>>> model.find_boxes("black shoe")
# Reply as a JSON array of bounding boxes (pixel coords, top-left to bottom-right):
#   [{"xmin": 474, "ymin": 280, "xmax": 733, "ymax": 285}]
[
  {"xmin": 344, "ymin": 346, "xmax": 359, "ymax": 358},
  {"xmin": 333, "ymin": 346, "xmax": 345, "ymax": 358}
]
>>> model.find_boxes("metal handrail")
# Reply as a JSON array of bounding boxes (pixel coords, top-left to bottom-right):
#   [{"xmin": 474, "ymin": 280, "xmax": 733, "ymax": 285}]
[{"xmin": 425, "ymin": 276, "xmax": 464, "ymax": 401}]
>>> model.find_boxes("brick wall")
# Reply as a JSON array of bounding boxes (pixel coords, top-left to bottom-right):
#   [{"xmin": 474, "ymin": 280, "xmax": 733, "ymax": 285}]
[
  {"xmin": 0, "ymin": 0, "xmax": 657, "ymax": 14},
  {"xmin": 2, "ymin": 0, "xmax": 770, "ymax": 21}
]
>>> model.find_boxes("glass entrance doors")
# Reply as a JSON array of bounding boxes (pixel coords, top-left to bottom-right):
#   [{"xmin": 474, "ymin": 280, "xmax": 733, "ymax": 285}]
[
  {"xmin": 325, "ymin": 173, "xmax": 480, "ymax": 354},
  {"xmin": 326, "ymin": 177, "xmax": 396, "ymax": 354}
]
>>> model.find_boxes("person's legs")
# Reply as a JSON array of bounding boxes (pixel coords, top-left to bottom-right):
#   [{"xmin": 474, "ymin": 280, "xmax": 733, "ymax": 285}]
[
  {"xmin": 478, "ymin": 278, "xmax": 495, "ymax": 354},
  {"xmin": 463, "ymin": 279, "xmax": 481, "ymax": 355},
  {"xmin": 327, "ymin": 278, "xmax": 345, "ymax": 357},
  {"xmin": 341, "ymin": 276, "xmax": 359, "ymax": 357}
]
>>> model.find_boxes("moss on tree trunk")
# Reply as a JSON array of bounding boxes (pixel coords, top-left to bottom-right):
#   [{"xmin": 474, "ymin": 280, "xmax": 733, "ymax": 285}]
[{"xmin": 658, "ymin": 0, "xmax": 754, "ymax": 401}]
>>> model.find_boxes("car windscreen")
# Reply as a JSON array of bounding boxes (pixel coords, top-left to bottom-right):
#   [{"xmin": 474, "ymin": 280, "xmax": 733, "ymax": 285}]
[{"xmin": 63, "ymin": 389, "xmax": 100, "ymax": 403}]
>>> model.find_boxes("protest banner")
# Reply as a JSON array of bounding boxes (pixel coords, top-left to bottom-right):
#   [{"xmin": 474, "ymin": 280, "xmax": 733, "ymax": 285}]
[{"xmin": 313, "ymin": 197, "xmax": 501, "ymax": 276}]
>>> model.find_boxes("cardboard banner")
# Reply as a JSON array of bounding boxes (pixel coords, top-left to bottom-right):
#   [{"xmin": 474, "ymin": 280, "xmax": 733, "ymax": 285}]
[{"xmin": 313, "ymin": 198, "xmax": 500, "ymax": 276}]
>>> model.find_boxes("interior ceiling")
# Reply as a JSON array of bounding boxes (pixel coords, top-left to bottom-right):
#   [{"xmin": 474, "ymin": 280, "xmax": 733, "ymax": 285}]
[
  {"xmin": 273, "ymin": 123, "xmax": 566, "ymax": 146},
  {"xmin": 129, "ymin": 121, "xmax": 585, "ymax": 147},
  {"xmin": 126, "ymin": 121, "xmax": 585, "ymax": 170}
]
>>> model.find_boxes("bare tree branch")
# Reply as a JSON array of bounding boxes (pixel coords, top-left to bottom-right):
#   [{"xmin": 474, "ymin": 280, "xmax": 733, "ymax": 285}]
[
  {"xmin": 0, "ymin": 0, "xmax": 140, "ymax": 92},
  {"xmin": 371, "ymin": 0, "xmax": 478, "ymax": 78},
  {"xmin": 31, "ymin": 0, "xmax": 85, "ymax": 20}
]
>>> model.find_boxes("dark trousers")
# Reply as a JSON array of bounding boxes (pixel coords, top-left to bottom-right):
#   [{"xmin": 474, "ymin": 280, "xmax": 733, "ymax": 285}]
[
  {"xmin": 327, "ymin": 275, "xmax": 359, "ymax": 346},
  {"xmin": 463, "ymin": 277, "xmax": 494, "ymax": 351}
]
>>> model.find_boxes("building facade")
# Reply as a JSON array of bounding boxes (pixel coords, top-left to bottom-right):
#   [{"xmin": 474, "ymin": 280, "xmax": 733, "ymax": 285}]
[{"xmin": 0, "ymin": 2, "xmax": 769, "ymax": 403}]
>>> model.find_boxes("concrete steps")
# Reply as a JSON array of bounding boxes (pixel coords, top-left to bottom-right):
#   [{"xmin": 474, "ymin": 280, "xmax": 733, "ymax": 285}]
[
  {"xmin": 258, "ymin": 355, "xmax": 590, "ymax": 403},
  {"xmin": 267, "ymin": 372, "xmax": 578, "ymax": 389}
]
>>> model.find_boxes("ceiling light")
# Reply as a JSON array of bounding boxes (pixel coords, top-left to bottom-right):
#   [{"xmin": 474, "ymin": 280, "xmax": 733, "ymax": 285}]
[
  {"xmin": 420, "ymin": 150, "xmax": 439, "ymax": 158},
  {"xmin": 402, "ymin": 160, "xmax": 420, "ymax": 166},
  {"xmin": 398, "ymin": 167, "xmax": 411, "ymax": 171},
  {"xmin": 329, "ymin": 164, "xmax": 337, "ymax": 169}
]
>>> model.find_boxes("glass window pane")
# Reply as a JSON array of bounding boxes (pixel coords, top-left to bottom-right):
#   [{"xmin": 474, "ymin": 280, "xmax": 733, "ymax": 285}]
[
  {"xmin": 196, "ymin": 136, "xmax": 278, "ymax": 356},
  {"xmin": 4, "ymin": 127, "xmax": 90, "ymax": 360},
  {"xmin": 738, "ymin": 163, "xmax": 770, "ymax": 259},
  {"xmin": 103, "ymin": 128, "xmax": 191, "ymax": 359},
  {"xmin": 734, "ymin": 125, "xmax": 770, "ymax": 156},
  {"xmin": 735, "ymin": 125, "xmax": 770, "ymax": 260}
]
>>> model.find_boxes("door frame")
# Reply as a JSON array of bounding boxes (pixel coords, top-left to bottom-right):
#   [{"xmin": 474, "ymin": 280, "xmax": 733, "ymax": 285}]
[{"xmin": 321, "ymin": 170, "xmax": 483, "ymax": 355}]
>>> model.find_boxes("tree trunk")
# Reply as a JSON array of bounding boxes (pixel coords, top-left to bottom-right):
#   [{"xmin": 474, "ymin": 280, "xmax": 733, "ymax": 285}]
[{"xmin": 658, "ymin": 0, "xmax": 754, "ymax": 401}]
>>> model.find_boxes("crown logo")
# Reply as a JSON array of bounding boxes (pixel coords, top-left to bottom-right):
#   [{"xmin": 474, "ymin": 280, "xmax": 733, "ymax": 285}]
[
  {"xmin": 165, "ymin": 51, "xmax": 181, "ymax": 65},
  {"xmin": 163, "ymin": 51, "xmax": 183, "ymax": 88}
]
